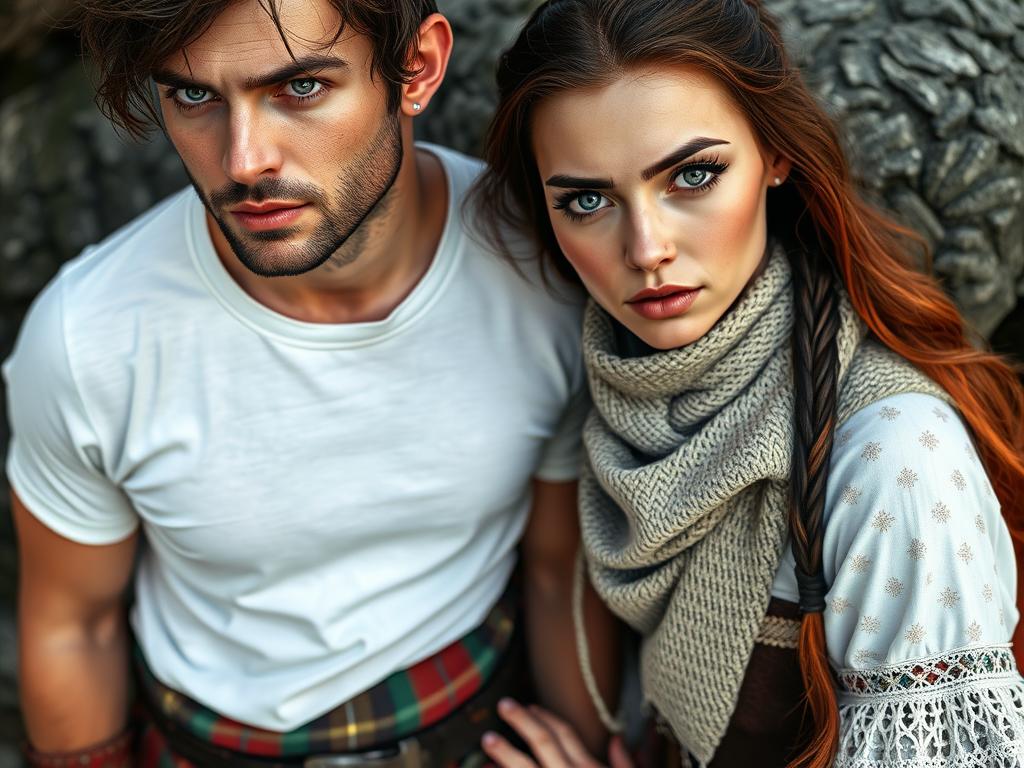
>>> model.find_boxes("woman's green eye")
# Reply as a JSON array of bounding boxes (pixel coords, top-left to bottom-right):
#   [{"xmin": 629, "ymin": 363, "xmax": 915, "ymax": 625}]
[
  {"xmin": 680, "ymin": 169, "xmax": 709, "ymax": 187},
  {"xmin": 576, "ymin": 192, "xmax": 604, "ymax": 211}
]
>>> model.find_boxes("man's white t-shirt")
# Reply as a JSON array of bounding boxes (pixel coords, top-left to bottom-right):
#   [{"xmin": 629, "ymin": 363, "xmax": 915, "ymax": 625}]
[{"xmin": 4, "ymin": 144, "xmax": 587, "ymax": 730}]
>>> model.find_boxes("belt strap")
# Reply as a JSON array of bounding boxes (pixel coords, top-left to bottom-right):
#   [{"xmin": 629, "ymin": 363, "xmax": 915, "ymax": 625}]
[{"xmin": 140, "ymin": 625, "xmax": 527, "ymax": 768}]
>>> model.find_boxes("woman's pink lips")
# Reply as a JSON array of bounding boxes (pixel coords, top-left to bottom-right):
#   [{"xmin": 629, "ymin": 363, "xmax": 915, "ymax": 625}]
[
  {"xmin": 626, "ymin": 287, "xmax": 702, "ymax": 320},
  {"xmin": 231, "ymin": 204, "xmax": 309, "ymax": 232}
]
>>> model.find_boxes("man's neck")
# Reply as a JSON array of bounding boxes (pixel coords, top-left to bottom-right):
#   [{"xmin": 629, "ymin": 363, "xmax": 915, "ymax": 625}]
[{"xmin": 209, "ymin": 142, "xmax": 448, "ymax": 325}]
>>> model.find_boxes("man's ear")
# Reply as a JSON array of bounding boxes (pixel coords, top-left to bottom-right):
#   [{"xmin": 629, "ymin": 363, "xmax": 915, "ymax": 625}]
[{"xmin": 400, "ymin": 13, "xmax": 453, "ymax": 117}]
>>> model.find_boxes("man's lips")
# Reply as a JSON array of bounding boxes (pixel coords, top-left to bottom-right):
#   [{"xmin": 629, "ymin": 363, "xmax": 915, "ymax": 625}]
[
  {"xmin": 229, "ymin": 202, "xmax": 309, "ymax": 232},
  {"xmin": 626, "ymin": 284, "xmax": 702, "ymax": 320}
]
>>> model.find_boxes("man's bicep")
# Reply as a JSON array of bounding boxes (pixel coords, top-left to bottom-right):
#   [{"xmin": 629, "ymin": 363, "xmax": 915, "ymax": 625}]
[
  {"xmin": 522, "ymin": 479, "xmax": 580, "ymax": 569},
  {"xmin": 13, "ymin": 490, "xmax": 137, "ymax": 622}
]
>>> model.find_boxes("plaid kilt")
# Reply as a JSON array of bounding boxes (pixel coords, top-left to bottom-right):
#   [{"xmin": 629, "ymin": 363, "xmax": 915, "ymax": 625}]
[{"xmin": 135, "ymin": 595, "xmax": 515, "ymax": 767}]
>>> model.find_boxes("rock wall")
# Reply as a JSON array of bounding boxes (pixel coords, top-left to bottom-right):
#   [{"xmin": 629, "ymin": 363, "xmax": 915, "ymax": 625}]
[{"xmin": 0, "ymin": 0, "xmax": 1021, "ymax": 762}]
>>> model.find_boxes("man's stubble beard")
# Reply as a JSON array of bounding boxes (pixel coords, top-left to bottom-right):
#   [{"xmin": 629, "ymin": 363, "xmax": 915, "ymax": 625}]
[{"xmin": 193, "ymin": 112, "xmax": 404, "ymax": 278}]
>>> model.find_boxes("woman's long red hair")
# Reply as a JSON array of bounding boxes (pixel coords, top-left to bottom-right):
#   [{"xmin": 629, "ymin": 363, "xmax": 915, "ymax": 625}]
[{"xmin": 474, "ymin": 1, "xmax": 1024, "ymax": 765}]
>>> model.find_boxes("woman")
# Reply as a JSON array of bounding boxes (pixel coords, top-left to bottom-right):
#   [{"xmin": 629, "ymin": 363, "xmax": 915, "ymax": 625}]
[{"xmin": 471, "ymin": 0, "xmax": 1024, "ymax": 766}]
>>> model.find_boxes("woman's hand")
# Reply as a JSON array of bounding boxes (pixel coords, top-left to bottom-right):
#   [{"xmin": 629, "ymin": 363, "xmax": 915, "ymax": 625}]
[{"xmin": 481, "ymin": 698, "xmax": 634, "ymax": 768}]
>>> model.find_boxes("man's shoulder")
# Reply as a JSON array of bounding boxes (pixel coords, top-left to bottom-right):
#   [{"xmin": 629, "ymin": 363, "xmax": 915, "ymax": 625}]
[{"xmin": 423, "ymin": 144, "xmax": 586, "ymax": 318}]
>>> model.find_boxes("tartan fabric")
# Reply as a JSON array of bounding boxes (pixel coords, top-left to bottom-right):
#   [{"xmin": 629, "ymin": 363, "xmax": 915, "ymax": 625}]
[{"xmin": 136, "ymin": 594, "xmax": 514, "ymax": 763}]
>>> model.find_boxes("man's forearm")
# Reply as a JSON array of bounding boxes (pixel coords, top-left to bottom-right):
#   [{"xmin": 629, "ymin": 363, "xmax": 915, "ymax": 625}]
[
  {"xmin": 523, "ymin": 563, "xmax": 620, "ymax": 757},
  {"xmin": 20, "ymin": 609, "xmax": 132, "ymax": 751}
]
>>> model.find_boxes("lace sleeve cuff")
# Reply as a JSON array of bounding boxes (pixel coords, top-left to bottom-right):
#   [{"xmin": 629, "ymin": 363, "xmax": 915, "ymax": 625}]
[{"xmin": 834, "ymin": 645, "xmax": 1024, "ymax": 767}]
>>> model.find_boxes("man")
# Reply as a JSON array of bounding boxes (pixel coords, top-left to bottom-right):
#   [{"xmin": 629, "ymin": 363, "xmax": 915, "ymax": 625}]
[{"xmin": 4, "ymin": 1, "xmax": 616, "ymax": 765}]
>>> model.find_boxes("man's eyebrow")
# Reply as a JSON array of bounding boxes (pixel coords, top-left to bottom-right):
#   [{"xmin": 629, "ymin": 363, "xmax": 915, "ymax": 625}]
[
  {"xmin": 544, "ymin": 175, "xmax": 615, "ymax": 190},
  {"xmin": 151, "ymin": 55, "xmax": 350, "ymax": 93},
  {"xmin": 640, "ymin": 137, "xmax": 731, "ymax": 181}
]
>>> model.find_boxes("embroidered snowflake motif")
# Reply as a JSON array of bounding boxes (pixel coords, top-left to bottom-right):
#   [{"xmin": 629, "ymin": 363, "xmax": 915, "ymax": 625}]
[
  {"xmin": 966, "ymin": 621, "xmax": 983, "ymax": 643},
  {"xmin": 904, "ymin": 623, "xmax": 926, "ymax": 644},
  {"xmin": 830, "ymin": 596, "xmax": 851, "ymax": 615},
  {"xmin": 907, "ymin": 539, "xmax": 927, "ymax": 561},
  {"xmin": 840, "ymin": 485, "xmax": 863, "ymax": 505},
  {"xmin": 861, "ymin": 441, "xmax": 882, "ymax": 462},
  {"xmin": 975, "ymin": 514, "xmax": 986, "ymax": 534},
  {"xmin": 897, "ymin": 467, "xmax": 919, "ymax": 489},
  {"xmin": 836, "ymin": 430, "xmax": 853, "ymax": 447},
  {"xmin": 957, "ymin": 543, "xmax": 974, "ymax": 563},
  {"xmin": 939, "ymin": 587, "xmax": 960, "ymax": 608},
  {"xmin": 930, "ymin": 502, "xmax": 951, "ymax": 523},
  {"xmin": 933, "ymin": 406, "xmax": 950, "ymax": 422},
  {"xmin": 885, "ymin": 577, "xmax": 904, "ymax": 597},
  {"xmin": 860, "ymin": 615, "xmax": 882, "ymax": 634},
  {"xmin": 951, "ymin": 469, "xmax": 967, "ymax": 491},
  {"xmin": 853, "ymin": 649, "xmax": 885, "ymax": 665},
  {"xmin": 871, "ymin": 510, "xmax": 895, "ymax": 533},
  {"xmin": 983, "ymin": 584, "xmax": 994, "ymax": 603},
  {"xmin": 919, "ymin": 430, "xmax": 939, "ymax": 451},
  {"xmin": 850, "ymin": 554, "xmax": 872, "ymax": 574},
  {"xmin": 880, "ymin": 406, "xmax": 901, "ymax": 421}
]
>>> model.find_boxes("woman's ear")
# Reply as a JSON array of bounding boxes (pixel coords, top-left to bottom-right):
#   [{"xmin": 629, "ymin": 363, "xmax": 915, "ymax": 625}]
[
  {"xmin": 767, "ymin": 151, "xmax": 792, "ymax": 187},
  {"xmin": 400, "ymin": 13, "xmax": 453, "ymax": 117}
]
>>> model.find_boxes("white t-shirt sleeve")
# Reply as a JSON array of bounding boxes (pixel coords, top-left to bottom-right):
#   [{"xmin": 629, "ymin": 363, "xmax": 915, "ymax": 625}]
[
  {"xmin": 3, "ymin": 277, "xmax": 137, "ymax": 544},
  {"xmin": 818, "ymin": 394, "xmax": 1024, "ymax": 765},
  {"xmin": 532, "ymin": 371, "xmax": 589, "ymax": 483}
]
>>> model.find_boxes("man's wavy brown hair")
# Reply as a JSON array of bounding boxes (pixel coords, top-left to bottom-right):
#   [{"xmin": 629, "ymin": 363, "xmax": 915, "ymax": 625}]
[{"xmin": 73, "ymin": 0, "xmax": 438, "ymax": 138}]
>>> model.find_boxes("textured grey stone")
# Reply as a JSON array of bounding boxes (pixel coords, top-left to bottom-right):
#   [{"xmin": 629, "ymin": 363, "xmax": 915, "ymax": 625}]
[
  {"xmin": 896, "ymin": 0, "xmax": 976, "ymax": 28},
  {"xmin": 884, "ymin": 27, "xmax": 981, "ymax": 80},
  {"xmin": 1014, "ymin": 32, "xmax": 1024, "ymax": 59},
  {"xmin": 948, "ymin": 28, "xmax": 1012, "ymax": 73},
  {"xmin": 944, "ymin": 175, "xmax": 1024, "ymax": 217},
  {"xmin": 879, "ymin": 53, "xmax": 950, "ymax": 114},
  {"xmin": 922, "ymin": 133, "xmax": 1000, "ymax": 207},
  {"xmin": 840, "ymin": 45, "xmax": 884, "ymax": 89},
  {"xmin": 889, "ymin": 189, "xmax": 946, "ymax": 247},
  {"xmin": 800, "ymin": 0, "xmax": 876, "ymax": 24},
  {"xmin": 964, "ymin": 0, "xmax": 1023, "ymax": 37},
  {"xmin": 933, "ymin": 88, "xmax": 975, "ymax": 138}
]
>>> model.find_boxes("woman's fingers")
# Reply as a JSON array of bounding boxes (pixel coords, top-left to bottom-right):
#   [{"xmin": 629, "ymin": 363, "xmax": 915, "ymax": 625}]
[
  {"xmin": 495, "ymin": 698, "xmax": 575, "ymax": 766},
  {"xmin": 526, "ymin": 705, "xmax": 594, "ymax": 766},
  {"xmin": 608, "ymin": 736, "xmax": 635, "ymax": 768},
  {"xmin": 481, "ymin": 730, "xmax": 540, "ymax": 768}
]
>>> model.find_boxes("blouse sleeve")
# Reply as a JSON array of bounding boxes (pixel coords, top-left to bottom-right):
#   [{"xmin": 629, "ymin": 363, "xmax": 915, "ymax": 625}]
[{"xmin": 817, "ymin": 393, "xmax": 1024, "ymax": 767}]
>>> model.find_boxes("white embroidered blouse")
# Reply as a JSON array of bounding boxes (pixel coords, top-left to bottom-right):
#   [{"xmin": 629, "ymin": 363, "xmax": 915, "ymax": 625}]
[{"xmin": 771, "ymin": 392, "xmax": 1024, "ymax": 767}]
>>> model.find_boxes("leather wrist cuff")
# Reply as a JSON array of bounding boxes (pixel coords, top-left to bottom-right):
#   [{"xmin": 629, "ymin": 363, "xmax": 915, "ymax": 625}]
[{"xmin": 24, "ymin": 728, "xmax": 134, "ymax": 768}]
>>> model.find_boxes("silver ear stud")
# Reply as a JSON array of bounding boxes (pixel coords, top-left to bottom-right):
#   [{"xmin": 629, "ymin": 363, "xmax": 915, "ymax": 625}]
[
  {"xmin": 412, "ymin": 102, "xmax": 422, "ymax": 111},
  {"xmin": 774, "ymin": 176, "xmax": 782, "ymax": 186}
]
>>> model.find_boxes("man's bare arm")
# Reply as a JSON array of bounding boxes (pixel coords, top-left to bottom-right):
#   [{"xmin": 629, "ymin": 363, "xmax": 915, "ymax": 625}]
[
  {"xmin": 520, "ymin": 479, "xmax": 620, "ymax": 757},
  {"xmin": 13, "ymin": 491, "xmax": 138, "ymax": 750}
]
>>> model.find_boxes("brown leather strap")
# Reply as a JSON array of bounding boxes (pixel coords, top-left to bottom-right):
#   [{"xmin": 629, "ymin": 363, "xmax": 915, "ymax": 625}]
[{"xmin": 24, "ymin": 729, "xmax": 134, "ymax": 768}]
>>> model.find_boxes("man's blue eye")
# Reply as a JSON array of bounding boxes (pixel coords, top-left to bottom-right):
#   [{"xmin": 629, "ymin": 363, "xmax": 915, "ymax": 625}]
[
  {"xmin": 288, "ymin": 79, "xmax": 321, "ymax": 97},
  {"xmin": 183, "ymin": 87, "xmax": 210, "ymax": 103}
]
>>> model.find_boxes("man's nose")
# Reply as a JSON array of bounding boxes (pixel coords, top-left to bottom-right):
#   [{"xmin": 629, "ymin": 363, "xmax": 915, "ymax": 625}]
[
  {"xmin": 222, "ymin": 108, "xmax": 283, "ymax": 185},
  {"xmin": 623, "ymin": 208, "xmax": 677, "ymax": 273}
]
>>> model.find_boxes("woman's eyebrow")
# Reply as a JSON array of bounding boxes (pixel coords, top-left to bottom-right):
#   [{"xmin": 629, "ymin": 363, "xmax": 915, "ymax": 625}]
[
  {"xmin": 544, "ymin": 175, "xmax": 615, "ymax": 189},
  {"xmin": 640, "ymin": 137, "xmax": 730, "ymax": 180}
]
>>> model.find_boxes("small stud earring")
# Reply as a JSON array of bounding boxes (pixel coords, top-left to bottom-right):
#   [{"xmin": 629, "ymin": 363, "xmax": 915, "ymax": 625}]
[
  {"xmin": 774, "ymin": 176, "xmax": 782, "ymax": 186},
  {"xmin": 412, "ymin": 102, "xmax": 422, "ymax": 111}
]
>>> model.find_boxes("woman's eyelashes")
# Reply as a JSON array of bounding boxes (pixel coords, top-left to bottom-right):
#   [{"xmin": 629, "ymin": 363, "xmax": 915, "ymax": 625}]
[{"xmin": 552, "ymin": 155, "xmax": 731, "ymax": 222}]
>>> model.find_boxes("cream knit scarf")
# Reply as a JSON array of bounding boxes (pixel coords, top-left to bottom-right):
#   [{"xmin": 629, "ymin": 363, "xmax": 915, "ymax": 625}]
[{"xmin": 578, "ymin": 248, "xmax": 943, "ymax": 766}]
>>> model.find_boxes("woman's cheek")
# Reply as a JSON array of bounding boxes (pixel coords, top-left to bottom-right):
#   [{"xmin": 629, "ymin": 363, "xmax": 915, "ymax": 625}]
[{"xmin": 555, "ymin": 226, "xmax": 617, "ymax": 294}]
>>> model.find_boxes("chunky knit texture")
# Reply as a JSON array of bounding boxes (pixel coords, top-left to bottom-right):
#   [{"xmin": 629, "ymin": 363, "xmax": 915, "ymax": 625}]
[{"xmin": 578, "ymin": 248, "xmax": 944, "ymax": 766}]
